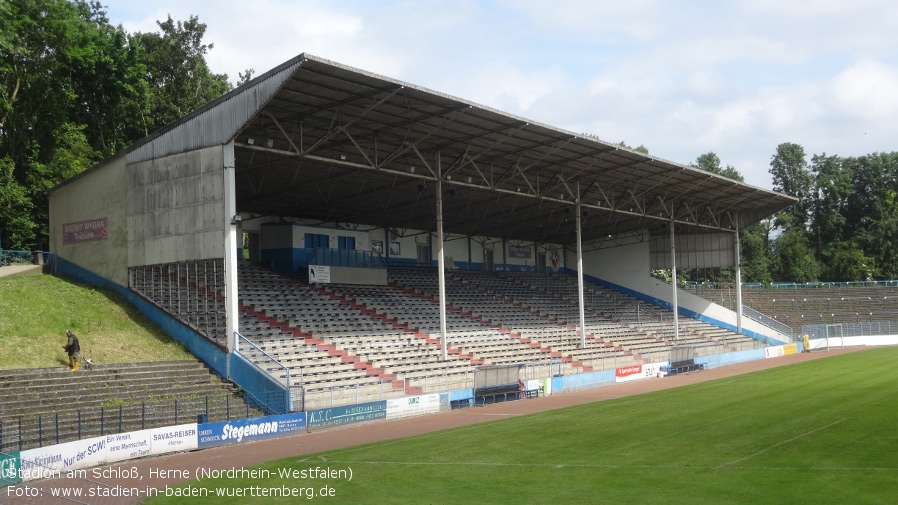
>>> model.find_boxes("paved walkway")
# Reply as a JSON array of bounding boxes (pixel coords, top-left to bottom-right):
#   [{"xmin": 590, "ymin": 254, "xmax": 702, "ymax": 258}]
[{"xmin": 0, "ymin": 264, "xmax": 43, "ymax": 278}]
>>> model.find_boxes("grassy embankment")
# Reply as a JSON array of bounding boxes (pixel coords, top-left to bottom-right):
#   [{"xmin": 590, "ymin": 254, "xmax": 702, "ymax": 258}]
[{"xmin": 0, "ymin": 273, "xmax": 193, "ymax": 370}]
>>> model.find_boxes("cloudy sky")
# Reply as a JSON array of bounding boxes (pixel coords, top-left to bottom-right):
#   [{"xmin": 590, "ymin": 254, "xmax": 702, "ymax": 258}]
[{"xmin": 100, "ymin": 0, "xmax": 898, "ymax": 190}]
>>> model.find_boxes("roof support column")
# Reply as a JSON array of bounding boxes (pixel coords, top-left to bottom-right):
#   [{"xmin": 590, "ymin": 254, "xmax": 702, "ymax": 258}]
[
  {"xmin": 576, "ymin": 189, "xmax": 587, "ymax": 348},
  {"xmin": 734, "ymin": 224, "xmax": 744, "ymax": 334},
  {"xmin": 435, "ymin": 151, "xmax": 449, "ymax": 361},
  {"xmin": 670, "ymin": 214, "xmax": 680, "ymax": 341},
  {"xmin": 223, "ymin": 141, "xmax": 240, "ymax": 358}
]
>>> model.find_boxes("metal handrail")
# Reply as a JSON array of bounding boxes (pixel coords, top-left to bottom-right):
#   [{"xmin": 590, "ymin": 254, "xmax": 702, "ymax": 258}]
[
  {"xmin": 235, "ymin": 332, "xmax": 293, "ymax": 407},
  {"xmin": 741, "ymin": 305, "xmax": 795, "ymax": 340}
]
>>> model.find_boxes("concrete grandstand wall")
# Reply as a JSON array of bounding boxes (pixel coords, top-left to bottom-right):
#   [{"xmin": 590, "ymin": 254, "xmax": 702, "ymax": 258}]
[
  {"xmin": 127, "ymin": 145, "xmax": 230, "ymax": 266},
  {"xmin": 48, "ymin": 153, "xmax": 130, "ymax": 285}
]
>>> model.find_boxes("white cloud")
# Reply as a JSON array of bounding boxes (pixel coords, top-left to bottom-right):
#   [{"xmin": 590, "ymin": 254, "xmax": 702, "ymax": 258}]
[
  {"xmin": 830, "ymin": 60, "xmax": 898, "ymax": 118},
  {"xmin": 99, "ymin": 0, "xmax": 898, "ymax": 189}
]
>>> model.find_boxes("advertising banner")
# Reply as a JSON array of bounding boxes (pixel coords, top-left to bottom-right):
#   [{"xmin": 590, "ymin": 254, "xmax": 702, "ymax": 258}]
[
  {"xmin": 765, "ymin": 345, "xmax": 797, "ymax": 359},
  {"xmin": 18, "ymin": 424, "xmax": 198, "ymax": 481},
  {"xmin": 525, "ymin": 378, "xmax": 551, "ymax": 396},
  {"xmin": 197, "ymin": 413, "xmax": 307, "ymax": 449},
  {"xmin": 615, "ymin": 362, "xmax": 666, "ymax": 383},
  {"xmin": 309, "ymin": 265, "xmax": 331, "ymax": 284},
  {"xmin": 1, "ymin": 451, "xmax": 20, "ymax": 486},
  {"xmin": 508, "ymin": 245, "xmax": 532, "ymax": 259},
  {"xmin": 386, "ymin": 394, "xmax": 440, "ymax": 420},
  {"xmin": 19, "ymin": 435, "xmax": 108, "ymax": 481},
  {"xmin": 308, "ymin": 401, "xmax": 387, "ymax": 430},
  {"xmin": 149, "ymin": 424, "xmax": 198, "ymax": 456},
  {"xmin": 62, "ymin": 217, "xmax": 108, "ymax": 245},
  {"xmin": 104, "ymin": 430, "xmax": 152, "ymax": 463}
]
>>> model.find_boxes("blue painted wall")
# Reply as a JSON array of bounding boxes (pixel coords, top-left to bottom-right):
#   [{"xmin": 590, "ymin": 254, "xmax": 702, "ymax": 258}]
[
  {"xmin": 551, "ymin": 369, "xmax": 616, "ymax": 392},
  {"xmin": 228, "ymin": 352, "xmax": 290, "ymax": 414}
]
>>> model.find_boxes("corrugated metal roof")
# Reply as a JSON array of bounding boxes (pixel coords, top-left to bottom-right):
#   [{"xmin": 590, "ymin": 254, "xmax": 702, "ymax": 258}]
[
  {"xmin": 125, "ymin": 57, "xmax": 304, "ymax": 164},
  {"xmin": 120, "ymin": 52, "xmax": 794, "ymax": 246}
]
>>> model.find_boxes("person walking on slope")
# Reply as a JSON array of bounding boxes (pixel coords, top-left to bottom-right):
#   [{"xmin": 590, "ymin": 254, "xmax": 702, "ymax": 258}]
[{"xmin": 63, "ymin": 330, "xmax": 81, "ymax": 371}]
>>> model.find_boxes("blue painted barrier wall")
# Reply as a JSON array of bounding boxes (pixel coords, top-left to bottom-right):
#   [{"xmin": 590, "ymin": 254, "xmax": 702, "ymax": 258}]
[
  {"xmin": 228, "ymin": 352, "xmax": 290, "ymax": 415},
  {"xmin": 551, "ymin": 369, "xmax": 616, "ymax": 393},
  {"xmin": 696, "ymin": 347, "xmax": 768, "ymax": 368}
]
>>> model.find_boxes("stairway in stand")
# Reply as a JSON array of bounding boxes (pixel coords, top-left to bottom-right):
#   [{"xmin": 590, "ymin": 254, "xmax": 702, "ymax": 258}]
[{"xmin": 0, "ymin": 360, "xmax": 265, "ymax": 452}]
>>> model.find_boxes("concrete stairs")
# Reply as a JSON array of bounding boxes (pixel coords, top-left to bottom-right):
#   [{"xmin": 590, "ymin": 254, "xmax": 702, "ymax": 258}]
[{"xmin": 0, "ymin": 360, "xmax": 265, "ymax": 452}]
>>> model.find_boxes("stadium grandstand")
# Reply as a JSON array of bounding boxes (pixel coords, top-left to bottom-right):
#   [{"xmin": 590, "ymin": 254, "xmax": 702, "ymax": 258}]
[
  {"xmin": 13, "ymin": 52, "xmax": 812, "ymax": 448},
  {"xmin": 686, "ymin": 280, "xmax": 898, "ymax": 340}
]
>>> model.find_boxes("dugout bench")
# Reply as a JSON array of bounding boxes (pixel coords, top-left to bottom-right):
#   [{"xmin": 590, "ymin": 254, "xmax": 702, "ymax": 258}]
[{"xmin": 663, "ymin": 358, "xmax": 705, "ymax": 376}]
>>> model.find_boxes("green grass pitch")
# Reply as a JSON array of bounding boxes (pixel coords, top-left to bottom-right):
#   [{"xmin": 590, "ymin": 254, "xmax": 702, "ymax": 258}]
[{"xmin": 148, "ymin": 347, "xmax": 898, "ymax": 504}]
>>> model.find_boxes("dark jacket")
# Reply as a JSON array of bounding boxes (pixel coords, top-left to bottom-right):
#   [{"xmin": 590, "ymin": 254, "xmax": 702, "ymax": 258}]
[{"xmin": 65, "ymin": 334, "xmax": 80, "ymax": 355}]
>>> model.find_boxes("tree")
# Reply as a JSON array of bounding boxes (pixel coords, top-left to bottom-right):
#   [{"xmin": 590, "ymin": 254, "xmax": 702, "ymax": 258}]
[
  {"xmin": 740, "ymin": 221, "xmax": 773, "ymax": 284},
  {"xmin": 769, "ymin": 142, "xmax": 813, "ymax": 229},
  {"xmin": 25, "ymin": 123, "xmax": 95, "ymax": 248},
  {"xmin": 808, "ymin": 153, "xmax": 855, "ymax": 280},
  {"xmin": 845, "ymin": 153, "xmax": 898, "ymax": 278},
  {"xmin": 772, "ymin": 226, "xmax": 819, "ymax": 282},
  {"xmin": 0, "ymin": 3, "xmax": 229, "ymax": 250},
  {"xmin": 828, "ymin": 242, "xmax": 874, "ymax": 281},
  {"xmin": 617, "ymin": 140, "xmax": 649, "ymax": 154},
  {"xmin": 0, "ymin": 0, "xmax": 106, "ymax": 249},
  {"xmin": 235, "ymin": 68, "xmax": 255, "ymax": 87},
  {"xmin": 136, "ymin": 15, "xmax": 230, "ymax": 130},
  {"xmin": 691, "ymin": 151, "xmax": 744, "ymax": 182},
  {"xmin": 0, "ymin": 156, "xmax": 34, "ymax": 250},
  {"xmin": 62, "ymin": 1, "xmax": 149, "ymax": 157}
]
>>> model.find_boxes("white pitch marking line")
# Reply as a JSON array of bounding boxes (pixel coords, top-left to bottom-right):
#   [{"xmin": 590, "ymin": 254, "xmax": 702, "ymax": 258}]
[
  {"xmin": 716, "ymin": 418, "xmax": 847, "ymax": 469},
  {"xmin": 326, "ymin": 459, "xmax": 898, "ymax": 473}
]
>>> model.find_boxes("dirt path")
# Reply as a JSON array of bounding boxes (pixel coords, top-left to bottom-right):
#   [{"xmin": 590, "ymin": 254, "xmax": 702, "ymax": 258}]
[{"xmin": 25, "ymin": 347, "xmax": 862, "ymax": 504}]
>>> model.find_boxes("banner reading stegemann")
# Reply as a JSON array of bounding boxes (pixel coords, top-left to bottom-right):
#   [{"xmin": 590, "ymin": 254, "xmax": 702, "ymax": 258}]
[
  {"xmin": 197, "ymin": 413, "xmax": 307, "ymax": 449},
  {"xmin": 308, "ymin": 401, "xmax": 387, "ymax": 430}
]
